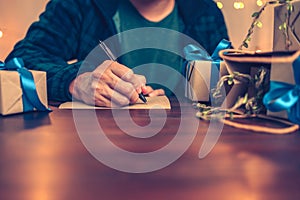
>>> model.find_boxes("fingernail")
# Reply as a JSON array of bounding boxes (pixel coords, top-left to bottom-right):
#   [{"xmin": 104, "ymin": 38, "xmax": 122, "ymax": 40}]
[
  {"xmin": 148, "ymin": 93, "xmax": 154, "ymax": 97},
  {"xmin": 136, "ymin": 88, "xmax": 142, "ymax": 94}
]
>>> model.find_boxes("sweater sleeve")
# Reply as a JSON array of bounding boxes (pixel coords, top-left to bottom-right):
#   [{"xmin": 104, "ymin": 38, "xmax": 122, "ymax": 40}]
[{"xmin": 5, "ymin": 0, "xmax": 85, "ymax": 102}]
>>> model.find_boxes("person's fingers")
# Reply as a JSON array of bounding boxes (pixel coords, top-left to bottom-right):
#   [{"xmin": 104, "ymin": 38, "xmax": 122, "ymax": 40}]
[
  {"xmin": 140, "ymin": 85, "xmax": 165, "ymax": 97},
  {"xmin": 97, "ymin": 71, "xmax": 139, "ymax": 104},
  {"xmin": 109, "ymin": 62, "xmax": 146, "ymax": 92},
  {"xmin": 148, "ymin": 89, "xmax": 165, "ymax": 97},
  {"xmin": 133, "ymin": 74, "xmax": 146, "ymax": 93},
  {"xmin": 141, "ymin": 85, "xmax": 154, "ymax": 95},
  {"xmin": 92, "ymin": 60, "xmax": 115, "ymax": 77},
  {"xmin": 92, "ymin": 60, "xmax": 135, "ymax": 84},
  {"xmin": 92, "ymin": 94, "xmax": 111, "ymax": 107},
  {"xmin": 92, "ymin": 61, "xmax": 144, "ymax": 104},
  {"xmin": 91, "ymin": 75, "xmax": 136, "ymax": 106},
  {"xmin": 118, "ymin": 72, "xmax": 146, "ymax": 95},
  {"xmin": 73, "ymin": 60, "xmax": 146, "ymax": 107},
  {"xmin": 93, "ymin": 86, "xmax": 131, "ymax": 107},
  {"xmin": 93, "ymin": 94, "xmax": 126, "ymax": 108},
  {"xmin": 109, "ymin": 61, "xmax": 134, "ymax": 80},
  {"xmin": 94, "ymin": 61, "xmax": 146, "ymax": 94}
]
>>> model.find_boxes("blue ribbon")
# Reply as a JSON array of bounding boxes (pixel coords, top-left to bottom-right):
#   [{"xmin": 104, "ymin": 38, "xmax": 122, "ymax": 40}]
[
  {"xmin": 183, "ymin": 39, "xmax": 231, "ymax": 96},
  {"xmin": 0, "ymin": 61, "xmax": 5, "ymax": 69},
  {"xmin": 0, "ymin": 58, "xmax": 51, "ymax": 113},
  {"xmin": 184, "ymin": 39, "xmax": 232, "ymax": 63},
  {"xmin": 263, "ymin": 56, "xmax": 300, "ymax": 124}
]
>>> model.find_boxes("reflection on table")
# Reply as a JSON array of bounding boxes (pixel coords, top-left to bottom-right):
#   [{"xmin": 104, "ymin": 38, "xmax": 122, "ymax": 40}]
[{"xmin": 0, "ymin": 97, "xmax": 300, "ymax": 200}]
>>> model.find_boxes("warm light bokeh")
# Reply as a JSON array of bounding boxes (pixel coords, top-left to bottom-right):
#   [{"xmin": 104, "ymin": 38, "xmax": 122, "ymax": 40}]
[
  {"xmin": 257, "ymin": 0, "xmax": 264, "ymax": 7},
  {"xmin": 0, "ymin": 0, "xmax": 275, "ymax": 60},
  {"xmin": 233, "ymin": 1, "xmax": 245, "ymax": 10},
  {"xmin": 216, "ymin": 1, "xmax": 224, "ymax": 9}
]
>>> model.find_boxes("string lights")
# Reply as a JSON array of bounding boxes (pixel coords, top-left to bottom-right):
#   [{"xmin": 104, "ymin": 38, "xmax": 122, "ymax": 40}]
[
  {"xmin": 233, "ymin": 1, "xmax": 245, "ymax": 9},
  {"xmin": 256, "ymin": 0, "xmax": 264, "ymax": 7},
  {"xmin": 0, "ymin": 2, "xmax": 267, "ymax": 40},
  {"xmin": 215, "ymin": 0, "xmax": 266, "ymax": 10},
  {"xmin": 216, "ymin": 1, "xmax": 224, "ymax": 9}
]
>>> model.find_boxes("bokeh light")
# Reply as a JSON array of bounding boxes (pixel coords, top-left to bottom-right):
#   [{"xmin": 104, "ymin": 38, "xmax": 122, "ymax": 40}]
[
  {"xmin": 234, "ymin": 1, "xmax": 245, "ymax": 9},
  {"xmin": 256, "ymin": 21, "xmax": 263, "ymax": 28},
  {"xmin": 256, "ymin": 0, "xmax": 264, "ymax": 7},
  {"xmin": 216, "ymin": 1, "xmax": 224, "ymax": 9}
]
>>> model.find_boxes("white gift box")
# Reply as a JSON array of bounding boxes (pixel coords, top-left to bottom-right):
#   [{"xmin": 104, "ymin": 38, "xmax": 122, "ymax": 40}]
[{"xmin": 185, "ymin": 60, "xmax": 228, "ymax": 102}]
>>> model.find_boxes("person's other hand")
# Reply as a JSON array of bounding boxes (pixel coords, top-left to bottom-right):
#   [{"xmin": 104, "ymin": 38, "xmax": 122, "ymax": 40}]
[
  {"xmin": 141, "ymin": 85, "xmax": 165, "ymax": 97},
  {"xmin": 69, "ymin": 60, "xmax": 146, "ymax": 107}
]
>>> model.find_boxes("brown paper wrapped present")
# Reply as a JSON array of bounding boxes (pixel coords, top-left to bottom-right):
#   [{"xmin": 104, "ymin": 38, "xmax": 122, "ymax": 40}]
[
  {"xmin": 185, "ymin": 61, "xmax": 228, "ymax": 101},
  {"xmin": 0, "ymin": 59, "xmax": 49, "ymax": 115},
  {"xmin": 273, "ymin": 0, "xmax": 300, "ymax": 51},
  {"xmin": 263, "ymin": 51, "xmax": 300, "ymax": 123},
  {"xmin": 184, "ymin": 39, "xmax": 232, "ymax": 102},
  {"xmin": 219, "ymin": 49, "xmax": 300, "ymax": 118}
]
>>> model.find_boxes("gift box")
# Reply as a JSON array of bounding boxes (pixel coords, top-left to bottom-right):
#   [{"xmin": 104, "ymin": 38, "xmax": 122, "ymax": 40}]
[
  {"xmin": 0, "ymin": 58, "xmax": 49, "ymax": 115},
  {"xmin": 263, "ymin": 51, "xmax": 300, "ymax": 124},
  {"xmin": 218, "ymin": 49, "xmax": 272, "ymax": 109},
  {"xmin": 219, "ymin": 49, "xmax": 300, "ymax": 124},
  {"xmin": 185, "ymin": 60, "xmax": 228, "ymax": 101},
  {"xmin": 184, "ymin": 39, "xmax": 232, "ymax": 102},
  {"xmin": 273, "ymin": 0, "xmax": 300, "ymax": 51}
]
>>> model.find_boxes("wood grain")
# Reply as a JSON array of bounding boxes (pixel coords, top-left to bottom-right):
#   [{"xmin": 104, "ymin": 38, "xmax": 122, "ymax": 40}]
[{"xmin": 1, "ymin": 97, "xmax": 300, "ymax": 200}]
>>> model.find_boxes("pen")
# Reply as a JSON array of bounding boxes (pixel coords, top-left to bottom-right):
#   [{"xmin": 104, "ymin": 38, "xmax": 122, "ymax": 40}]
[{"xmin": 99, "ymin": 40, "xmax": 147, "ymax": 103}]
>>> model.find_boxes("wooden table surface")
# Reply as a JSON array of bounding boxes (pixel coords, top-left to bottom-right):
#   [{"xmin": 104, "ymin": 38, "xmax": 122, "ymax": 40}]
[{"xmin": 1, "ymin": 97, "xmax": 300, "ymax": 200}]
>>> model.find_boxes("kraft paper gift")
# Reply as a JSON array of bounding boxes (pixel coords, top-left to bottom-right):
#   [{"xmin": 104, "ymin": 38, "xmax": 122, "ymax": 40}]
[
  {"xmin": 263, "ymin": 51, "xmax": 300, "ymax": 124},
  {"xmin": 273, "ymin": 0, "xmax": 300, "ymax": 51},
  {"xmin": 219, "ymin": 49, "xmax": 300, "ymax": 122},
  {"xmin": 184, "ymin": 39, "xmax": 231, "ymax": 102},
  {"xmin": 185, "ymin": 60, "xmax": 228, "ymax": 101},
  {"xmin": 0, "ymin": 58, "xmax": 50, "ymax": 115},
  {"xmin": 218, "ymin": 49, "xmax": 272, "ymax": 109}
]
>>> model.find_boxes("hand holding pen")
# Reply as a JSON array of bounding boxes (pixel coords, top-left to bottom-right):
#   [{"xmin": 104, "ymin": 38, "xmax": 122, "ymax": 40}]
[
  {"xmin": 69, "ymin": 58, "xmax": 148, "ymax": 107},
  {"xmin": 69, "ymin": 40, "xmax": 163, "ymax": 107},
  {"xmin": 99, "ymin": 40, "xmax": 147, "ymax": 103}
]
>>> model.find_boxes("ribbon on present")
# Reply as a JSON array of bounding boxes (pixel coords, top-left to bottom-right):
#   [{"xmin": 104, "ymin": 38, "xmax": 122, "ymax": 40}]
[
  {"xmin": 0, "ymin": 58, "xmax": 51, "ymax": 113},
  {"xmin": 263, "ymin": 56, "xmax": 300, "ymax": 124},
  {"xmin": 184, "ymin": 39, "xmax": 231, "ymax": 64},
  {"xmin": 183, "ymin": 39, "xmax": 231, "ymax": 99}
]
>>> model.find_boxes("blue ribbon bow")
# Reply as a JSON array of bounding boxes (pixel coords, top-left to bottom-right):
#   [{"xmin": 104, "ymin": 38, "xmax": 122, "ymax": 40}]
[
  {"xmin": 184, "ymin": 39, "xmax": 232, "ymax": 63},
  {"xmin": 183, "ymin": 39, "xmax": 231, "ymax": 97},
  {"xmin": 0, "ymin": 58, "xmax": 51, "ymax": 113},
  {"xmin": 263, "ymin": 56, "xmax": 300, "ymax": 124}
]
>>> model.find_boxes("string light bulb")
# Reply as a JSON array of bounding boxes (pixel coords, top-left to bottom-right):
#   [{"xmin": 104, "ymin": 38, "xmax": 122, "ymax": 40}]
[
  {"xmin": 256, "ymin": 21, "xmax": 263, "ymax": 28},
  {"xmin": 256, "ymin": 0, "xmax": 264, "ymax": 7},
  {"xmin": 216, "ymin": 1, "xmax": 224, "ymax": 9},
  {"xmin": 234, "ymin": 1, "xmax": 245, "ymax": 9}
]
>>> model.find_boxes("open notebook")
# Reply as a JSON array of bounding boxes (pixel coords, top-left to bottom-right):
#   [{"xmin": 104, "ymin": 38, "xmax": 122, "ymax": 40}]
[{"xmin": 58, "ymin": 95, "xmax": 171, "ymax": 109}]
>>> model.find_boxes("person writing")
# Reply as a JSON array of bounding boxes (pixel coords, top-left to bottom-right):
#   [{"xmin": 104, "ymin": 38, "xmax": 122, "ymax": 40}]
[{"xmin": 6, "ymin": 0, "xmax": 228, "ymax": 107}]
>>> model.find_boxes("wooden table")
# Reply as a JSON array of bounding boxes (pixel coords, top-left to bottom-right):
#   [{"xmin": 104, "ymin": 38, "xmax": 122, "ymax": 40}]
[{"xmin": 1, "ymin": 97, "xmax": 300, "ymax": 200}]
